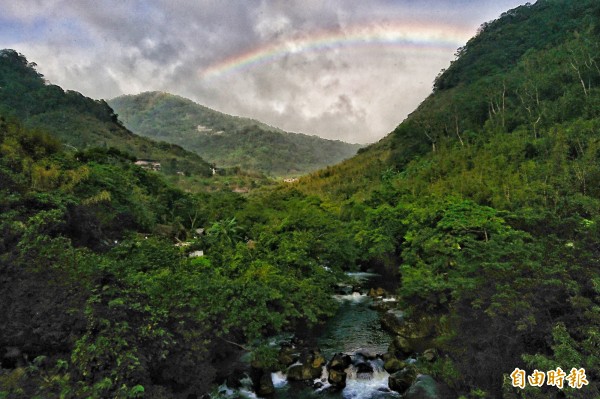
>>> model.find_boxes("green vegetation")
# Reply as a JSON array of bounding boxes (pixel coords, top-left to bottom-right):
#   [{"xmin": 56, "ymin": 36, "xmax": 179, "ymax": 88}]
[
  {"xmin": 109, "ymin": 92, "xmax": 362, "ymax": 176},
  {"xmin": 0, "ymin": 115, "xmax": 356, "ymax": 397},
  {"xmin": 0, "ymin": 50, "xmax": 213, "ymax": 178},
  {"xmin": 0, "ymin": 53, "xmax": 356, "ymax": 397},
  {"xmin": 3, "ymin": 0, "xmax": 600, "ymax": 397},
  {"xmin": 297, "ymin": 0, "xmax": 600, "ymax": 397}
]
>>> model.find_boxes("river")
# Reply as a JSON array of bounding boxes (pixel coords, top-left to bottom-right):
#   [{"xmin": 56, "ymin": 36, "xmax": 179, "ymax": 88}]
[{"xmin": 219, "ymin": 272, "xmax": 402, "ymax": 399}]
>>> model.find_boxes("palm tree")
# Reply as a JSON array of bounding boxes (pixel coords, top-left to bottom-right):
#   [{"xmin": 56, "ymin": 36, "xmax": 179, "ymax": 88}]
[{"xmin": 206, "ymin": 217, "xmax": 242, "ymax": 246}]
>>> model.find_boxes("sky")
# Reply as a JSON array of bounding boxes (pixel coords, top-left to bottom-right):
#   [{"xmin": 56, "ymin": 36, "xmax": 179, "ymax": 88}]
[{"xmin": 0, "ymin": 0, "xmax": 532, "ymax": 144}]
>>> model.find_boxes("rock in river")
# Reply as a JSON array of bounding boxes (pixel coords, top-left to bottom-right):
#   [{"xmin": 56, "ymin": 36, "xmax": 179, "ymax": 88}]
[
  {"xmin": 328, "ymin": 368, "xmax": 347, "ymax": 388},
  {"xmin": 383, "ymin": 356, "xmax": 406, "ymax": 374},
  {"xmin": 278, "ymin": 344, "xmax": 298, "ymax": 367},
  {"xmin": 388, "ymin": 364, "xmax": 418, "ymax": 394},
  {"xmin": 404, "ymin": 375, "xmax": 441, "ymax": 399},
  {"xmin": 256, "ymin": 372, "xmax": 275, "ymax": 396},
  {"xmin": 328, "ymin": 353, "xmax": 352, "ymax": 371},
  {"xmin": 380, "ymin": 309, "xmax": 405, "ymax": 334},
  {"xmin": 355, "ymin": 361, "xmax": 374, "ymax": 379},
  {"xmin": 286, "ymin": 349, "xmax": 325, "ymax": 381}
]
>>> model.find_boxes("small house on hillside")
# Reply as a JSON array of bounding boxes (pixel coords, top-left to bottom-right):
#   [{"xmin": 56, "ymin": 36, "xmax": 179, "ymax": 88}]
[
  {"xmin": 283, "ymin": 178, "xmax": 299, "ymax": 183},
  {"xmin": 135, "ymin": 159, "xmax": 161, "ymax": 171}
]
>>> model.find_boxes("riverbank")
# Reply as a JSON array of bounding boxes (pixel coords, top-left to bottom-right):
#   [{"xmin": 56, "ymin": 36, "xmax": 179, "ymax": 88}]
[{"xmin": 212, "ymin": 271, "xmax": 449, "ymax": 399}]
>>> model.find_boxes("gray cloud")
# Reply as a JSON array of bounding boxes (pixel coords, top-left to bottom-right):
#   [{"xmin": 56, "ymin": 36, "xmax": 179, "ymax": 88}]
[{"xmin": 0, "ymin": 0, "xmax": 531, "ymax": 143}]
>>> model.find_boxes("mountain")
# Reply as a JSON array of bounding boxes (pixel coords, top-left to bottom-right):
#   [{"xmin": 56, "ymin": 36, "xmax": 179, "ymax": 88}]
[
  {"xmin": 0, "ymin": 50, "xmax": 212, "ymax": 177},
  {"xmin": 0, "ymin": 86, "xmax": 354, "ymax": 397},
  {"xmin": 3, "ymin": 1, "xmax": 600, "ymax": 398},
  {"xmin": 300, "ymin": 0, "xmax": 600, "ymax": 198},
  {"xmin": 298, "ymin": 0, "xmax": 600, "ymax": 396},
  {"xmin": 109, "ymin": 91, "xmax": 362, "ymax": 176}
]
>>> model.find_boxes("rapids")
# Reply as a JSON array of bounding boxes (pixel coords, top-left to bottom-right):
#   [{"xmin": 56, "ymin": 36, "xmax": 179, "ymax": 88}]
[{"xmin": 219, "ymin": 272, "xmax": 401, "ymax": 399}]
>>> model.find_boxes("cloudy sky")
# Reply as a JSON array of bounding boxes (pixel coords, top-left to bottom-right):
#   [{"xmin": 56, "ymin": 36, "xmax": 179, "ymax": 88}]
[{"xmin": 1, "ymin": 0, "xmax": 531, "ymax": 144}]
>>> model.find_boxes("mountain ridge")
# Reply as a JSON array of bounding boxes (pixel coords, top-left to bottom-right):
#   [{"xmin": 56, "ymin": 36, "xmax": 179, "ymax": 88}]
[
  {"xmin": 0, "ymin": 49, "xmax": 213, "ymax": 178},
  {"xmin": 298, "ymin": 0, "xmax": 600, "ymax": 199},
  {"xmin": 295, "ymin": 1, "xmax": 600, "ymax": 396},
  {"xmin": 109, "ymin": 91, "xmax": 363, "ymax": 176},
  {"xmin": 2, "ymin": 1, "xmax": 600, "ymax": 397}
]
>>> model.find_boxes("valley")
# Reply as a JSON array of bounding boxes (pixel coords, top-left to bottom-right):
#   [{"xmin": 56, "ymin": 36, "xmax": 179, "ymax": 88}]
[{"xmin": 1, "ymin": 1, "xmax": 600, "ymax": 398}]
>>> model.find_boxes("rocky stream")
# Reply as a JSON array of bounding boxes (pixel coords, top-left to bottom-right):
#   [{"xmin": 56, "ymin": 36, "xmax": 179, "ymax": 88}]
[{"xmin": 216, "ymin": 272, "xmax": 445, "ymax": 399}]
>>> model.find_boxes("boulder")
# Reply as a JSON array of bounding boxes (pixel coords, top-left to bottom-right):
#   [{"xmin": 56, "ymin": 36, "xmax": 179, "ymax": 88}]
[
  {"xmin": 355, "ymin": 362, "xmax": 374, "ymax": 374},
  {"xmin": 355, "ymin": 361, "xmax": 374, "ymax": 378},
  {"xmin": 278, "ymin": 345, "xmax": 298, "ymax": 367},
  {"xmin": 380, "ymin": 310, "xmax": 405, "ymax": 334},
  {"xmin": 311, "ymin": 350, "xmax": 326, "ymax": 369},
  {"xmin": 256, "ymin": 373, "xmax": 275, "ymax": 396},
  {"xmin": 388, "ymin": 336, "xmax": 414, "ymax": 358},
  {"xmin": 396, "ymin": 316, "xmax": 438, "ymax": 342},
  {"xmin": 383, "ymin": 357, "xmax": 406, "ymax": 374},
  {"xmin": 388, "ymin": 365, "xmax": 418, "ymax": 394},
  {"xmin": 308, "ymin": 365, "xmax": 324, "ymax": 379},
  {"xmin": 328, "ymin": 369, "xmax": 347, "ymax": 388},
  {"xmin": 368, "ymin": 287, "xmax": 387, "ymax": 297},
  {"xmin": 286, "ymin": 349, "xmax": 324, "ymax": 381},
  {"xmin": 422, "ymin": 348, "xmax": 438, "ymax": 362},
  {"xmin": 355, "ymin": 349, "xmax": 378, "ymax": 360},
  {"xmin": 286, "ymin": 364, "xmax": 305, "ymax": 381},
  {"xmin": 328, "ymin": 353, "xmax": 352, "ymax": 371},
  {"xmin": 404, "ymin": 375, "xmax": 440, "ymax": 399}
]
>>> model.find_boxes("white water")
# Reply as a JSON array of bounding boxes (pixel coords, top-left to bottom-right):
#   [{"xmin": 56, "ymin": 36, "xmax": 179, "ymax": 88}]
[
  {"xmin": 333, "ymin": 292, "xmax": 368, "ymax": 303},
  {"xmin": 274, "ymin": 357, "xmax": 399, "ymax": 399},
  {"xmin": 271, "ymin": 273, "xmax": 399, "ymax": 399},
  {"xmin": 221, "ymin": 273, "xmax": 399, "ymax": 399},
  {"xmin": 271, "ymin": 371, "xmax": 288, "ymax": 388},
  {"xmin": 239, "ymin": 375, "xmax": 259, "ymax": 399},
  {"xmin": 343, "ymin": 359, "xmax": 398, "ymax": 399}
]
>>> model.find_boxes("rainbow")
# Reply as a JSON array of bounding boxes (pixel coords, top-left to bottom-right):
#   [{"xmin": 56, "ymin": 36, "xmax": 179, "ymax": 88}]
[{"xmin": 200, "ymin": 21, "xmax": 473, "ymax": 81}]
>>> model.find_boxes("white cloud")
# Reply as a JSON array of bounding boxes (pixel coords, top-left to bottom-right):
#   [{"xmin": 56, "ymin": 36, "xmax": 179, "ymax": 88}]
[{"xmin": 0, "ymin": 0, "xmax": 531, "ymax": 143}]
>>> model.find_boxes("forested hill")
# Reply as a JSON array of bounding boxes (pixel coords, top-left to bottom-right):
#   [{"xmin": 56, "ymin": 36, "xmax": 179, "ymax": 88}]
[
  {"xmin": 297, "ymin": 0, "xmax": 600, "ymax": 397},
  {"xmin": 0, "ymin": 50, "xmax": 213, "ymax": 177},
  {"xmin": 109, "ymin": 92, "xmax": 362, "ymax": 176},
  {"xmin": 300, "ymin": 0, "xmax": 600, "ymax": 198},
  {"xmin": 2, "ymin": 1, "xmax": 600, "ymax": 398},
  {"xmin": 0, "ymin": 113, "xmax": 355, "ymax": 397}
]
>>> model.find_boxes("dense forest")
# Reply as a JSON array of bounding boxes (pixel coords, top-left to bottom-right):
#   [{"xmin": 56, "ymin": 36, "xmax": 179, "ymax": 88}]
[
  {"xmin": 2, "ymin": 0, "xmax": 600, "ymax": 398},
  {"xmin": 298, "ymin": 0, "xmax": 600, "ymax": 397},
  {"xmin": 109, "ymin": 92, "xmax": 362, "ymax": 177},
  {"xmin": 0, "ymin": 111, "xmax": 358, "ymax": 397},
  {"xmin": 0, "ymin": 51, "xmax": 213, "ymax": 178}
]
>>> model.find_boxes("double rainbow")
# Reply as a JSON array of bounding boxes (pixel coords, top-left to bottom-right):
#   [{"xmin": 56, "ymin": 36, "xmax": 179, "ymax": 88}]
[{"xmin": 200, "ymin": 22, "xmax": 473, "ymax": 81}]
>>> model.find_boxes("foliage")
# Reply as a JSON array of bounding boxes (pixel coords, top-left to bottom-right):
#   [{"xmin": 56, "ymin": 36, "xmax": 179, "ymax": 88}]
[
  {"xmin": 109, "ymin": 92, "xmax": 362, "ymax": 176},
  {"xmin": 0, "ymin": 50, "xmax": 213, "ymax": 178},
  {"xmin": 291, "ymin": 2, "xmax": 600, "ymax": 396},
  {"xmin": 0, "ymin": 118, "xmax": 354, "ymax": 397},
  {"xmin": 4, "ymin": 1, "xmax": 600, "ymax": 397}
]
